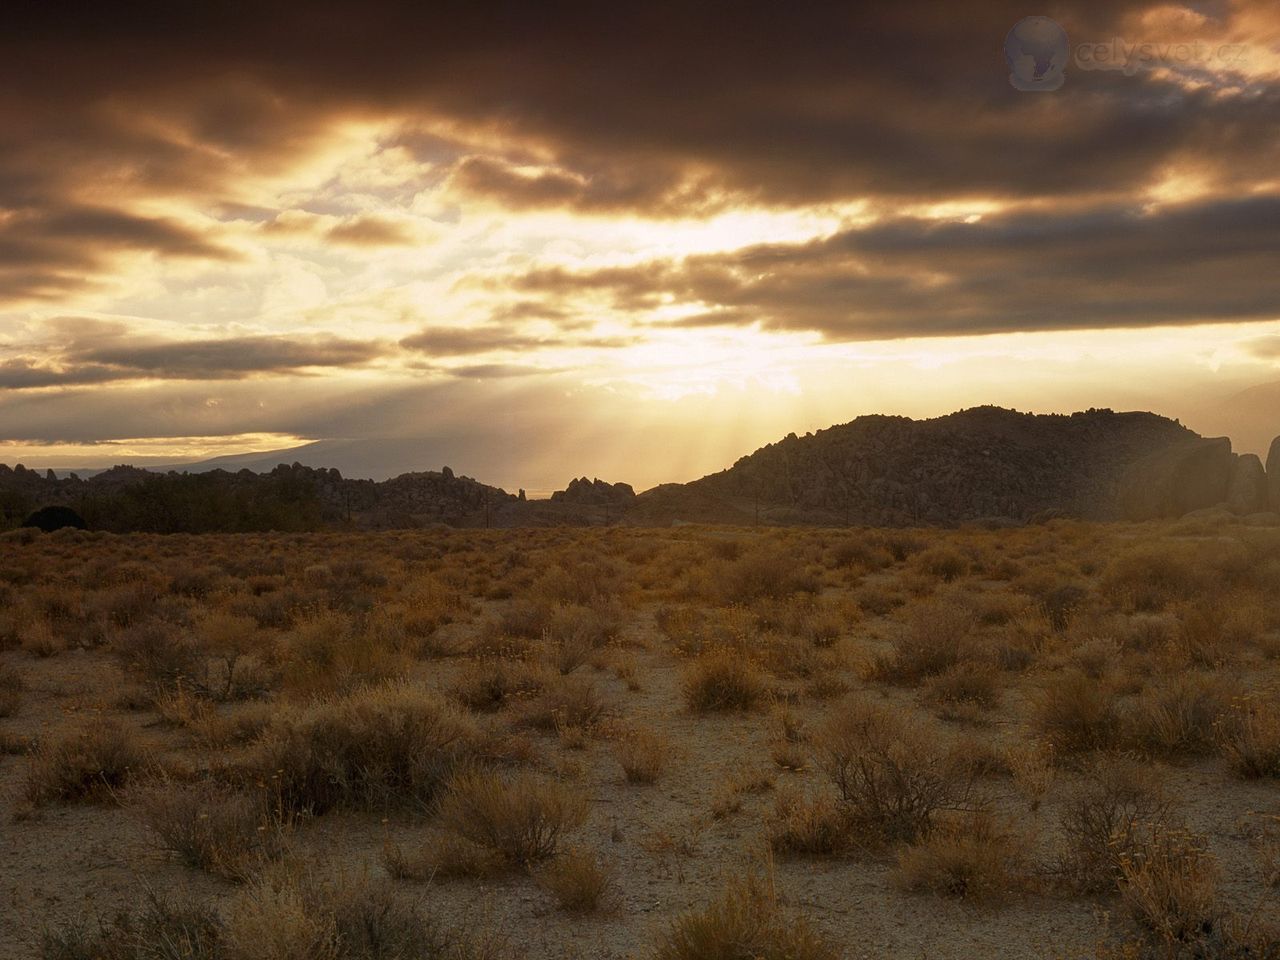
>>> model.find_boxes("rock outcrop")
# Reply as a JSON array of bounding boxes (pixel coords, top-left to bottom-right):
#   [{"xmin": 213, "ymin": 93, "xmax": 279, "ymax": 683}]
[
  {"xmin": 551, "ymin": 477, "xmax": 636, "ymax": 504},
  {"xmin": 1227, "ymin": 453, "xmax": 1270, "ymax": 515},
  {"xmin": 1116, "ymin": 437, "xmax": 1234, "ymax": 521},
  {"xmin": 1269, "ymin": 437, "xmax": 1280, "ymax": 512}
]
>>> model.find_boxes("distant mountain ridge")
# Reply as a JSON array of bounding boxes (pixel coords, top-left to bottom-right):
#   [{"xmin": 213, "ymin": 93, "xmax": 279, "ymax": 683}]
[{"xmin": 3, "ymin": 406, "xmax": 1278, "ymax": 531}]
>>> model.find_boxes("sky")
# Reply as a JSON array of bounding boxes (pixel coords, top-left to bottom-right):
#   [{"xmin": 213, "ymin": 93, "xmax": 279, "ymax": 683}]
[{"xmin": 1, "ymin": 0, "xmax": 1279, "ymax": 493}]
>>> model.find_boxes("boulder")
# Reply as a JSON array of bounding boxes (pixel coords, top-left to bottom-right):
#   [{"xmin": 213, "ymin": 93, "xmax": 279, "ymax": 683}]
[
  {"xmin": 1227, "ymin": 453, "xmax": 1269, "ymax": 515},
  {"xmin": 1118, "ymin": 437, "xmax": 1234, "ymax": 520},
  {"xmin": 1268, "ymin": 436, "xmax": 1280, "ymax": 512},
  {"xmin": 22, "ymin": 505, "xmax": 86, "ymax": 532}
]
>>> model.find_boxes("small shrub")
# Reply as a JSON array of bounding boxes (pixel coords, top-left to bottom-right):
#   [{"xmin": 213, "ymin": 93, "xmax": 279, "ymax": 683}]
[
  {"xmin": 924, "ymin": 662, "xmax": 1002, "ymax": 714},
  {"xmin": 137, "ymin": 780, "xmax": 288, "ymax": 881},
  {"xmin": 538, "ymin": 846, "xmax": 613, "ymax": 913},
  {"xmin": 520, "ymin": 674, "xmax": 607, "ymax": 733},
  {"xmin": 252, "ymin": 680, "xmax": 487, "ymax": 815},
  {"xmin": 113, "ymin": 621, "xmax": 203, "ymax": 691},
  {"xmin": 894, "ymin": 814, "xmax": 1026, "ymax": 902},
  {"xmin": 224, "ymin": 867, "xmax": 452, "ymax": 960},
  {"xmin": 1126, "ymin": 673, "xmax": 1227, "ymax": 757},
  {"xmin": 910, "ymin": 547, "xmax": 969, "ymax": 583},
  {"xmin": 40, "ymin": 893, "xmax": 221, "ymax": 960},
  {"xmin": 769, "ymin": 788, "xmax": 854, "ymax": 856},
  {"xmin": 1216, "ymin": 694, "xmax": 1280, "ymax": 778},
  {"xmin": 682, "ymin": 651, "xmax": 767, "ymax": 712},
  {"xmin": 654, "ymin": 874, "xmax": 839, "ymax": 960},
  {"xmin": 383, "ymin": 832, "xmax": 504, "ymax": 882},
  {"xmin": 0, "ymin": 662, "xmax": 23, "ymax": 717},
  {"xmin": 712, "ymin": 547, "xmax": 820, "ymax": 604},
  {"xmin": 1100, "ymin": 547, "xmax": 1208, "ymax": 613},
  {"xmin": 1118, "ymin": 826, "xmax": 1222, "ymax": 950},
  {"xmin": 613, "ymin": 723, "xmax": 669, "ymax": 784},
  {"xmin": 1007, "ymin": 741, "xmax": 1056, "ymax": 811},
  {"xmin": 1033, "ymin": 669, "xmax": 1122, "ymax": 755},
  {"xmin": 435, "ymin": 768, "xmax": 587, "ymax": 866},
  {"xmin": 817, "ymin": 700, "xmax": 968, "ymax": 845},
  {"xmin": 449, "ymin": 659, "xmax": 544, "ymax": 713},
  {"xmin": 20, "ymin": 617, "xmax": 68, "ymax": 657},
  {"xmin": 869, "ymin": 600, "xmax": 977, "ymax": 685},
  {"xmin": 26, "ymin": 721, "xmax": 144, "ymax": 805},
  {"xmin": 1056, "ymin": 755, "xmax": 1169, "ymax": 893}
]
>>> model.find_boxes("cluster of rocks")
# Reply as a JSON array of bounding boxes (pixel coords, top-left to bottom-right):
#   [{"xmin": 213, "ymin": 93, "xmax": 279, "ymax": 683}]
[
  {"xmin": 550, "ymin": 477, "xmax": 637, "ymax": 504},
  {"xmin": 1119, "ymin": 435, "xmax": 1280, "ymax": 520}
]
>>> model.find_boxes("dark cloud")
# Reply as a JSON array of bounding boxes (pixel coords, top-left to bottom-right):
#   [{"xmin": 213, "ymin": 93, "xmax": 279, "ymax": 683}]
[
  {"xmin": 0, "ymin": 359, "xmax": 120, "ymax": 390},
  {"xmin": 513, "ymin": 194, "xmax": 1280, "ymax": 339},
  {"xmin": 2, "ymin": 328, "xmax": 386, "ymax": 388},
  {"xmin": 400, "ymin": 325, "xmax": 634, "ymax": 356},
  {"xmin": 447, "ymin": 363, "xmax": 553, "ymax": 379},
  {"xmin": 72, "ymin": 334, "xmax": 385, "ymax": 378},
  {"xmin": 3, "ymin": 1, "xmax": 1277, "ymax": 219},
  {"xmin": 0, "ymin": 204, "xmax": 235, "ymax": 304},
  {"xmin": 325, "ymin": 216, "xmax": 415, "ymax": 246},
  {"xmin": 400, "ymin": 327, "xmax": 548, "ymax": 355}
]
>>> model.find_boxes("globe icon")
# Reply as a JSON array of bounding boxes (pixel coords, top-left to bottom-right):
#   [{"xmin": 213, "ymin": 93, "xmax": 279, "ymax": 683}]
[{"xmin": 1004, "ymin": 17, "xmax": 1069, "ymax": 91}]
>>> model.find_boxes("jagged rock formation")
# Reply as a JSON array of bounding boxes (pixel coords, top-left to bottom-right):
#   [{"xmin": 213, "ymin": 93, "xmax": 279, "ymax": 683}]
[{"xmin": 551, "ymin": 477, "xmax": 636, "ymax": 504}]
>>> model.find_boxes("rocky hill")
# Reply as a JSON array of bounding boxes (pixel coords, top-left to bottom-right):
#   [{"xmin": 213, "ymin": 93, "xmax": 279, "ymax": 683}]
[{"xmin": 628, "ymin": 406, "xmax": 1276, "ymax": 525}]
